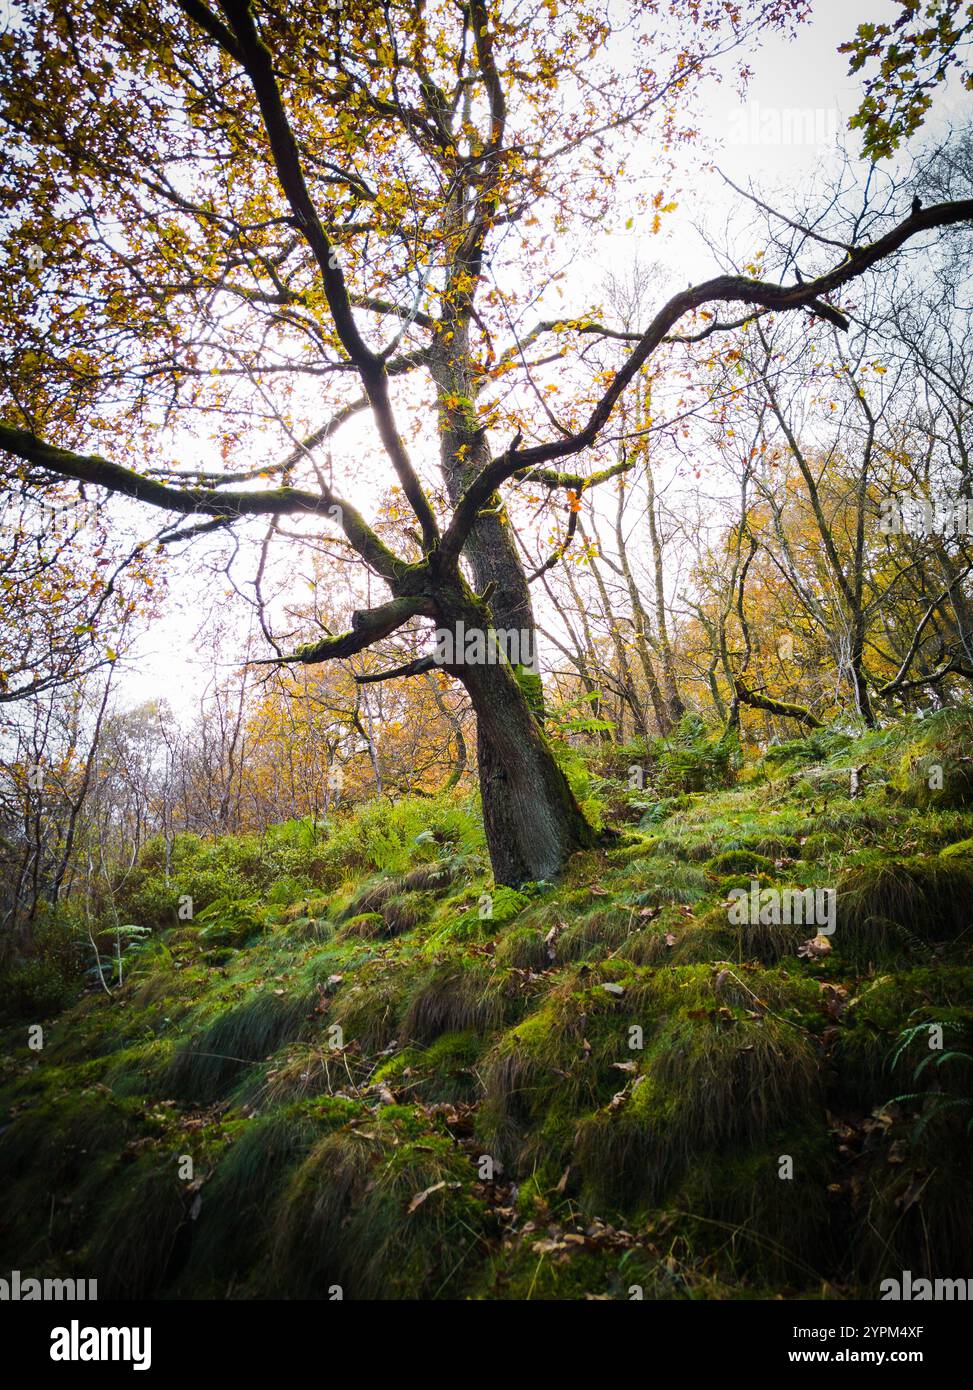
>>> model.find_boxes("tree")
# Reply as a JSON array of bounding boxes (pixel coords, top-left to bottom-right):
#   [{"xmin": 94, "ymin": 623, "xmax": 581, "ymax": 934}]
[
  {"xmin": 2, "ymin": 1, "xmax": 972, "ymax": 884},
  {"xmin": 843, "ymin": 0, "xmax": 973, "ymax": 160}
]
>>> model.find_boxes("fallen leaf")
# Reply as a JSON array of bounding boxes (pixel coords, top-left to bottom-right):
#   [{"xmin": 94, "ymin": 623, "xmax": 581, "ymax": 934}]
[
  {"xmin": 407, "ymin": 1180, "xmax": 459, "ymax": 1214},
  {"xmin": 797, "ymin": 934, "xmax": 832, "ymax": 960}
]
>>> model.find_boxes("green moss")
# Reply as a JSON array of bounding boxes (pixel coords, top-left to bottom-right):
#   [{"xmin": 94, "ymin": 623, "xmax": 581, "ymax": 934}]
[
  {"xmin": 832, "ymin": 968, "xmax": 973, "ymax": 1108},
  {"xmin": 479, "ymin": 984, "xmax": 616, "ymax": 1167},
  {"xmin": 556, "ymin": 906, "xmax": 639, "ymax": 962},
  {"xmin": 941, "ymin": 836, "xmax": 973, "ymax": 860},
  {"xmin": 273, "ymin": 1108, "xmax": 486, "ymax": 1298},
  {"xmin": 718, "ymin": 870, "xmax": 778, "ymax": 893},
  {"xmin": 493, "ymin": 926, "xmax": 552, "ymax": 970},
  {"xmin": 573, "ymin": 970, "xmax": 823, "ymax": 1208},
  {"xmin": 835, "ymin": 855, "xmax": 973, "ymax": 964},
  {"xmin": 893, "ymin": 709, "xmax": 973, "ymax": 809},
  {"xmin": 185, "ymin": 1099, "xmax": 363, "ymax": 1290},
  {"xmin": 674, "ymin": 1133, "xmax": 834, "ymax": 1283},
  {"xmin": 84, "ymin": 1157, "xmax": 194, "ymax": 1298},
  {"xmin": 163, "ymin": 990, "xmax": 314, "ymax": 1103},
  {"xmin": 745, "ymin": 834, "xmax": 802, "ymax": 859},
  {"xmin": 329, "ymin": 961, "xmax": 411, "ymax": 1054},
  {"xmin": 339, "ymin": 912, "xmax": 386, "ymax": 940},
  {"xmin": 476, "ymin": 1240, "xmax": 665, "ymax": 1301},
  {"xmin": 6, "ymin": 714, "xmax": 972, "ymax": 1299},
  {"xmin": 380, "ymin": 891, "xmax": 434, "ymax": 935},
  {"xmin": 104, "ymin": 1038, "xmax": 175, "ymax": 1096},
  {"xmin": 604, "ymin": 836, "xmax": 660, "ymax": 866},
  {"xmin": 799, "ymin": 831, "xmax": 842, "ymax": 859},
  {"xmin": 706, "ymin": 849, "xmax": 776, "ymax": 876},
  {"xmin": 622, "ymin": 860, "xmax": 712, "ymax": 905},
  {"xmin": 374, "ymin": 1030, "xmax": 485, "ymax": 1104},
  {"xmin": 399, "ymin": 960, "xmax": 512, "ymax": 1045},
  {"xmin": 664, "ymin": 909, "xmax": 738, "ymax": 965}
]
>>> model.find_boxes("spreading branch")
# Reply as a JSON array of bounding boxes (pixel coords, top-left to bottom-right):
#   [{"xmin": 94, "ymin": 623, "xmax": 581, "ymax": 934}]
[
  {"xmin": 255, "ymin": 595, "xmax": 434, "ymax": 666},
  {"xmin": 441, "ymin": 197, "xmax": 973, "ymax": 557}
]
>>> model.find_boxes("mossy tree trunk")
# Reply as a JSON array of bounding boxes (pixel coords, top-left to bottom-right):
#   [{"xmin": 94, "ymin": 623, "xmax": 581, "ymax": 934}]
[
  {"xmin": 435, "ymin": 584, "xmax": 598, "ymax": 886},
  {"xmin": 457, "ymin": 653, "xmax": 599, "ymax": 884},
  {"xmin": 432, "ymin": 336, "xmax": 576, "ymax": 873}
]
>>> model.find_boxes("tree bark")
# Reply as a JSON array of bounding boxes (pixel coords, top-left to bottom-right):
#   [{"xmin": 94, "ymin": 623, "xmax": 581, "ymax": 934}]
[
  {"xmin": 435, "ymin": 585, "xmax": 599, "ymax": 884},
  {"xmin": 456, "ymin": 655, "xmax": 599, "ymax": 884},
  {"xmin": 431, "ymin": 340, "xmax": 575, "ymax": 871}
]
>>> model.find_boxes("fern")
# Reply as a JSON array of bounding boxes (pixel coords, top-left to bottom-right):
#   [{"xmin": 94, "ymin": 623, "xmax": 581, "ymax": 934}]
[{"xmin": 886, "ymin": 1019, "xmax": 973, "ymax": 1141}]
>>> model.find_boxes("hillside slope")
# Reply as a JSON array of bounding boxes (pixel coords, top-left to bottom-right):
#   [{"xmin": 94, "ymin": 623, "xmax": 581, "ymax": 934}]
[{"xmin": 2, "ymin": 712, "xmax": 972, "ymax": 1299}]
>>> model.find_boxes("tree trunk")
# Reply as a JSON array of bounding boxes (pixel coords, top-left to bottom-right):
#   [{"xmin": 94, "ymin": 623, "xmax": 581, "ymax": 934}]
[
  {"xmin": 455, "ymin": 649, "xmax": 599, "ymax": 884},
  {"xmin": 431, "ymin": 343, "xmax": 538, "ymax": 654},
  {"xmin": 430, "ymin": 337, "xmax": 604, "ymax": 879},
  {"xmin": 451, "ymin": 505, "xmax": 561, "ymax": 870},
  {"xmin": 431, "ymin": 347, "xmax": 573, "ymax": 868},
  {"xmin": 434, "ymin": 579, "xmax": 598, "ymax": 883},
  {"xmin": 642, "ymin": 464, "xmax": 685, "ymax": 724}
]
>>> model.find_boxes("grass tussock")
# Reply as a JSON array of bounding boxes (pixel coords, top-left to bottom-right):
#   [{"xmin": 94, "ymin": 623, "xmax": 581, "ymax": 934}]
[
  {"xmin": 836, "ymin": 855, "xmax": 973, "ymax": 963},
  {"xmin": 273, "ymin": 1107, "xmax": 486, "ymax": 1298}
]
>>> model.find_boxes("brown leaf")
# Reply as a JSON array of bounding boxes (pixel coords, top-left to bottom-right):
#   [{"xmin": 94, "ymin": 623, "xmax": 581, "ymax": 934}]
[
  {"xmin": 820, "ymin": 982, "xmax": 850, "ymax": 1019},
  {"xmin": 407, "ymin": 1179, "xmax": 459, "ymax": 1214}
]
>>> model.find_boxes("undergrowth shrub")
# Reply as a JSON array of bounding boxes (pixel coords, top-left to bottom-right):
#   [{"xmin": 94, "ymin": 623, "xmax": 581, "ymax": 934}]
[{"xmin": 655, "ymin": 714, "xmax": 739, "ymax": 795}]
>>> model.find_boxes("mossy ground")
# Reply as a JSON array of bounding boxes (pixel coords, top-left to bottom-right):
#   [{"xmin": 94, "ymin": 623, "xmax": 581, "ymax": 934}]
[{"xmin": 2, "ymin": 712, "xmax": 972, "ymax": 1299}]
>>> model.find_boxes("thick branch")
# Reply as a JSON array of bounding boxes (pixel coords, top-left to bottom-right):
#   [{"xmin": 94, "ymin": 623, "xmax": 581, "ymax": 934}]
[
  {"xmin": 0, "ymin": 422, "xmax": 404, "ymax": 583},
  {"xmin": 355, "ymin": 654, "xmax": 439, "ymax": 684},
  {"xmin": 260, "ymin": 596, "xmax": 433, "ymax": 666},
  {"xmin": 734, "ymin": 679, "xmax": 824, "ymax": 729},
  {"xmin": 215, "ymin": 0, "xmax": 441, "ymax": 551},
  {"xmin": 440, "ymin": 197, "xmax": 973, "ymax": 557}
]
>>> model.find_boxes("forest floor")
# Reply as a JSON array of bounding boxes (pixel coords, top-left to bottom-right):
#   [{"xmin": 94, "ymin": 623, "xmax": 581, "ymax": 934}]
[{"xmin": 2, "ymin": 711, "xmax": 972, "ymax": 1299}]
